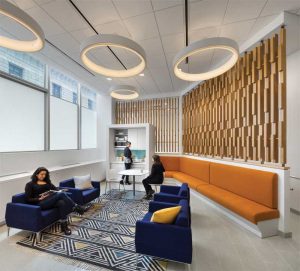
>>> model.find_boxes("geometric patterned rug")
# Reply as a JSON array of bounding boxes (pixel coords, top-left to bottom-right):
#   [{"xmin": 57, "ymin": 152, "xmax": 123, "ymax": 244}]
[{"xmin": 17, "ymin": 190, "xmax": 168, "ymax": 271}]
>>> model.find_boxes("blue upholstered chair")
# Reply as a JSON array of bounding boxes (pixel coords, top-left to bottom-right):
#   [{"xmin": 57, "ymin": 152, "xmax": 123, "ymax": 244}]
[
  {"xmin": 135, "ymin": 199, "xmax": 192, "ymax": 264},
  {"xmin": 5, "ymin": 192, "xmax": 73, "ymax": 239},
  {"xmin": 59, "ymin": 178, "xmax": 100, "ymax": 205},
  {"xmin": 153, "ymin": 183, "xmax": 190, "ymax": 204}
]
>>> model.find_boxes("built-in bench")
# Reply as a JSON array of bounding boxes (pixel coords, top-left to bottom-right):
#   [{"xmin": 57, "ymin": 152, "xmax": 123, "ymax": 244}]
[{"xmin": 160, "ymin": 156, "xmax": 280, "ymax": 238}]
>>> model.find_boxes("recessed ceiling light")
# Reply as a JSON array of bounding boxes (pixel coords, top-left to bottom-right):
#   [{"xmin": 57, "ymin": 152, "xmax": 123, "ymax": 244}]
[
  {"xmin": 0, "ymin": 0, "xmax": 45, "ymax": 52},
  {"xmin": 173, "ymin": 37, "xmax": 239, "ymax": 81},
  {"xmin": 139, "ymin": 73, "xmax": 144, "ymax": 77},
  {"xmin": 80, "ymin": 34, "xmax": 146, "ymax": 78},
  {"xmin": 107, "ymin": 77, "xmax": 112, "ymax": 81}
]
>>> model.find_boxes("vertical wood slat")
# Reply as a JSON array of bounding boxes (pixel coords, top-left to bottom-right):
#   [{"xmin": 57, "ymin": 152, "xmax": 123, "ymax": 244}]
[
  {"xmin": 181, "ymin": 30, "xmax": 286, "ymax": 166},
  {"xmin": 115, "ymin": 97, "xmax": 180, "ymax": 153}
]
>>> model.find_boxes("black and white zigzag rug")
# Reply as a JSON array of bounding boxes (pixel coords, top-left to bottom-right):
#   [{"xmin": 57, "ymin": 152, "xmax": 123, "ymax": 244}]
[{"xmin": 17, "ymin": 190, "xmax": 168, "ymax": 271}]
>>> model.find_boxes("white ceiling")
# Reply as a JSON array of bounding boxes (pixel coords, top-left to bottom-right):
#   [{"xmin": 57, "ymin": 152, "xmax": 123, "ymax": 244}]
[{"xmin": 1, "ymin": 0, "xmax": 300, "ymax": 97}]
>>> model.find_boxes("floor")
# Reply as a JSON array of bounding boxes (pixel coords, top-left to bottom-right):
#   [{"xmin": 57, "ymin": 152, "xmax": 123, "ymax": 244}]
[{"xmin": 0, "ymin": 182, "xmax": 299, "ymax": 271}]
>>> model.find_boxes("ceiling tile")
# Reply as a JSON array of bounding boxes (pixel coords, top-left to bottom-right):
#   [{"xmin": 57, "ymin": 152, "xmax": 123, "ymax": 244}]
[
  {"xmin": 123, "ymin": 12, "xmax": 159, "ymax": 40},
  {"xmin": 261, "ymin": 0, "xmax": 300, "ymax": 17},
  {"xmin": 70, "ymin": 28, "xmax": 95, "ymax": 43},
  {"xmin": 151, "ymin": 0, "xmax": 182, "ymax": 11},
  {"xmin": 112, "ymin": 0, "xmax": 152, "ymax": 19},
  {"xmin": 139, "ymin": 37, "xmax": 164, "ymax": 56},
  {"xmin": 155, "ymin": 5, "xmax": 184, "ymax": 35},
  {"xmin": 161, "ymin": 33, "xmax": 185, "ymax": 54},
  {"xmin": 48, "ymin": 32, "xmax": 80, "ymax": 54},
  {"xmin": 248, "ymin": 14, "xmax": 278, "ymax": 38},
  {"xmin": 190, "ymin": 0, "xmax": 228, "ymax": 30},
  {"xmin": 223, "ymin": 0, "xmax": 267, "ymax": 24},
  {"xmin": 26, "ymin": 6, "xmax": 65, "ymax": 36},
  {"xmin": 73, "ymin": 0, "xmax": 120, "ymax": 26},
  {"xmin": 95, "ymin": 20, "xmax": 131, "ymax": 37},
  {"xmin": 14, "ymin": 0, "xmax": 37, "ymax": 10},
  {"xmin": 220, "ymin": 19, "xmax": 255, "ymax": 44},
  {"xmin": 40, "ymin": 0, "xmax": 87, "ymax": 31},
  {"xmin": 189, "ymin": 26, "xmax": 220, "ymax": 43}
]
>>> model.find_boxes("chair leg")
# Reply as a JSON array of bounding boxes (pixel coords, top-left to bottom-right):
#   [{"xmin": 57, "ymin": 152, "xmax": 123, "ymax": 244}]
[
  {"xmin": 36, "ymin": 232, "xmax": 42, "ymax": 243},
  {"xmin": 105, "ymin": 181, "xmax": 108, "ymax": 194},
  {"xmin": 7, "ymin": 227, "xmax": 10, "ymax": 237},
  {"xmin": 155, "ymin": 186, "xmax": 157, "ymax": 192}
]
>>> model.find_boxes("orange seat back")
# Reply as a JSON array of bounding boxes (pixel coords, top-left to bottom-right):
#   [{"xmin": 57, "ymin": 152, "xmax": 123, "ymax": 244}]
[
  {"xmin": 179, "ymin": 157, "xmax": 210, "ymax": 183},
  {"xmin": 160, "ymin": 156, "xmax": 180, "ymax": 171},
  {"xmin": 209, "ymin": 163, "xmax": 278, "ymax": 209}
]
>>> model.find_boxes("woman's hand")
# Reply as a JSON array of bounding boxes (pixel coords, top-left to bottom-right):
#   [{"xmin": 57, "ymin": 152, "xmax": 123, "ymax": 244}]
[{"xmin": 39, "ymin": 194, "xmax": 49, "ymax": 201}]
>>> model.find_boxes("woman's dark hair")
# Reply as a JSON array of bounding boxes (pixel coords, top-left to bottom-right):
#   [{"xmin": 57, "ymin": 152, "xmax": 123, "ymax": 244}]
[
  {"xmin": 31, "ymin": 167, "xmax": 51, "ymax": 183},
  {"xmin": 152, "ymin": 154, "xmax": 161, "ymax": 164}
]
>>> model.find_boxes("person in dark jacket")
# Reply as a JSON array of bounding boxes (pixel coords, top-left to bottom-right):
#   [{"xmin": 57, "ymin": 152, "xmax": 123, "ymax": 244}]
[
  {"xmin": 25, "ymin": 167, "xmax": 86, "ymax": 235},
  {"xmin": 120, "ymin": 141, "xmax": 132, "ymax": 185},
  {"xmin": 142, "ymin": 155, "xmax": 165, "ymax": 200}
]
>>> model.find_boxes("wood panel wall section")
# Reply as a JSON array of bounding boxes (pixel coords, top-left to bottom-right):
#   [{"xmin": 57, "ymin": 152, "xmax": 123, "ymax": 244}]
[
  {"xmin": 115, "ymin": 97, "xmax": 180, "ymax": 153},
  {"xmin": 182, "ymin": 28, "xmax": 286, "ymax": 166}
]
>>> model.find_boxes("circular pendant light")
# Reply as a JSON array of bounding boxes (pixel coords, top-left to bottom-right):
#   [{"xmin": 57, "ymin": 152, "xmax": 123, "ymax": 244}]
[
  {"xmin": 80, "ymin": 34, "xmax": 146, "ymax": 78},
  {"xmin": 173, "ymin": 37, "xmax": 239, "ymax": 81},
  {"xmin": 110, "ymin": 85, "xmax": 139, "ymax": 100},
  {"xmin": 0, "ymin": 0, "xmax": 45, "ymax": 52}
]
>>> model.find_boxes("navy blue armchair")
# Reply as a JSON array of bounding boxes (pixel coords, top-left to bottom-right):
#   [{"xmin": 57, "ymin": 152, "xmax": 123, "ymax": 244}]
[
  {"xmin": 59, "ymin": 178, "xmax": 100, "ymax": 205},
  {"xmin": 5, "ymin": 193, "xmax": 73, "ymax": 236},
  {"xmin": 135, "ymin": 199, "xmax": 192, "ymax": 264},
  {"xmin": 153, "ymin": 183, "xmax": 190, "ymax": 204}
]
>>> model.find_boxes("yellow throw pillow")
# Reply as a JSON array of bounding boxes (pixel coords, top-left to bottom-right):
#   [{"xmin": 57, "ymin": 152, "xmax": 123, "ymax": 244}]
[{"xmin": 150, "ymin": 206, "xmax": 181, "ymax": 224}]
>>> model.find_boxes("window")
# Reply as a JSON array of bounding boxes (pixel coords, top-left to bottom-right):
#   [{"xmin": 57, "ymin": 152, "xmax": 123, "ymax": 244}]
[
  {"xmin": 50, "ymin": 69, "xmax": 78, "ymax": 150},
  {"xmin": 0, "ymin": 76, "xmax": 44, "ymax": 152},
  {"xmin": 0, "ymin": 47, "xmax": 45, "ymax": 87},
  {"xmin": 81, "ymin": 85, "xmax": 97, "ymax": 149}
]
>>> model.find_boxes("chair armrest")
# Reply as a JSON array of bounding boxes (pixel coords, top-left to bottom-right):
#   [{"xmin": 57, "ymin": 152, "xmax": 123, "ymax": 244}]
[
  {"xmin": 154, "ymin": 193, "xmax": 182, "ymax": 204},
  {"xmin": 5, "ymin": 203, "xmax": 43, "ymax": 232},
  {"xmin": 160, "ymin": 185, "xmax": 180, "ymax": 194},
  {"xmin": 59, "ymin": 179, "xmax": 74, "ymax": 188},
  {"xmin": 91, "ymin": 181, "xmax": 100, "ymax": 189},
  {"xmin": 148, "ymin": 201, "xmax": 178, "ymax": 213}
]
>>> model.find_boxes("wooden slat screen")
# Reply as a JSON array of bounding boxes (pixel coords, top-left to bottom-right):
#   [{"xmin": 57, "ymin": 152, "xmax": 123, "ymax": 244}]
[
  {"xmin": 115, "ymin": 97, "xmax": 180, "ymax": 153},
  {"xmin": 182, "ymin": 28, "xmax": 286, "ymax": 166}
]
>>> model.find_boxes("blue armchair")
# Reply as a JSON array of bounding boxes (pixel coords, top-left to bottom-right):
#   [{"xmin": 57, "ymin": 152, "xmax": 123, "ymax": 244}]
[
  {"xmin": 135, "ymin": 199, "xmax": 192, "ymax": 264},
  {"xmin": 59, "ymin": 178, "xmax": 100, "ymax": 205},
  {"xmin": 153, "ymin": 183, "xmax": 190, "ymax": 204},
  {"xmin": 5, "ymin": 193, "xmax": 73, "ymax": 236}
]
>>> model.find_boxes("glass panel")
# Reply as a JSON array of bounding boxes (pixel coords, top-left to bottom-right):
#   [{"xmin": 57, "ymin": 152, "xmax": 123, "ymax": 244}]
[
  {"xmin": 81, "ymin": 85, "xmax": 97, "ymax": 110},
  {"xmin": 0, "ymin": 47, "xmax": 45, "ymax": 87}
]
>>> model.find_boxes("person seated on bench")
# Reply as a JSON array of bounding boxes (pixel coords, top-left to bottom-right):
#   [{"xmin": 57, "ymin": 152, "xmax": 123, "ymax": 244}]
[
  {"xmin": 142, "ymin": 155, "xmax": 165, "ymax": 200},
  {"xmin": 25, "ymin": 167, "xmax": 86, "ymax": 235}
]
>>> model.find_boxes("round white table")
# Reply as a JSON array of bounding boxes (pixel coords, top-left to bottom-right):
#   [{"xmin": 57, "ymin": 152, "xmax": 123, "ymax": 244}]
[{"xmin": 118, "ymin": 169, "xmax": 149, "ymax": 198}]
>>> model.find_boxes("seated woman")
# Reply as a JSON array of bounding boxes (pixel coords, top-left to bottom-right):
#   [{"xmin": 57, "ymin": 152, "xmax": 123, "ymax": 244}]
[
  {"xmin": 25, "ymin": 167, "xmax": 86, "ymax": 235},
  {"xmin": 142, "ymin": 155, "xmax": 165, "ymax": 200}
]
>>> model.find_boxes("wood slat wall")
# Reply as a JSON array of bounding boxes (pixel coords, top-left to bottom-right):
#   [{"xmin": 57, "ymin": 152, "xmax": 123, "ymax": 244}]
[
  {"xmin": 182, "ymin": 28, "xmax": 287, "ymax": 166},
  {"xmin": 115, "ymin": 97, "xmax": 180, "ymax": 153}
]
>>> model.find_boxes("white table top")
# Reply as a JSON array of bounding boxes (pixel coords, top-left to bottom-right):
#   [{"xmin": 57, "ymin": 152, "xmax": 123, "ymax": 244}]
[{"xmin": 118, "ymin": 169, "xmax": 149, "ymax": 176}]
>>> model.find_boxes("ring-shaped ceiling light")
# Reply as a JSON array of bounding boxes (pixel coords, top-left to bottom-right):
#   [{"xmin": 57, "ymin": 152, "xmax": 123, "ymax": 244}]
[
  {"xmin": 110, "ymin": 85, "xmax": 139, "ymax": 100},
  {"xmin": 173, "ymin": 37, "xmax": 239, "ymax": 81},
  {"xmin": 80, "ymin": 34, "xmax": 146, "ymax": 78},
  {"xmin": 0, "ymin": 0, "xmax": 45, "ymax": 52}
]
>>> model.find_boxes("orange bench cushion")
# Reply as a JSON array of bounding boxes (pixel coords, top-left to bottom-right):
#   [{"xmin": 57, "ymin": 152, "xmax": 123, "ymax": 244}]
[
  {"xmin": 180, "ymin": 157, "xmax": 210, "ymax": 183},
  {"xmin": 160, "ymin": 156, "xmax": 180, "ymax": 171},
  {"xmin": 196, "ymin": 185, "xmax": 280, "ymax": 224},
  {"xmin": 172, "ymin": 172, "xmax": 208, "ymax": 190},
  {"xmin": 209, "ymin": 163, "xmax": 278, "ymax": 209},
  {"xmin": 164, "ymin": 170, "xmax": 178, "ymax": 178}
]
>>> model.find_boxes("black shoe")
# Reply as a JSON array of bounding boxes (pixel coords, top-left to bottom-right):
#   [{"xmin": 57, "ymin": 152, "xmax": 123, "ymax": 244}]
[
  {"xmin": 61, "ymin": 221, "xmax": 72, "ymax": 235},
  {"xmin": 149, "ymin": 189, "xmax": 155, "ymax": 196},
  {"xmin": 73, "ymin": 204, "xmax": 85, "ymax": 215},
  {"xmin": 120, "ymin": 180, "xmax": 124, "ymax": 185},
  {"xmin": 125, "ymin": 181, "xmax": 132, "ymax": 185}
]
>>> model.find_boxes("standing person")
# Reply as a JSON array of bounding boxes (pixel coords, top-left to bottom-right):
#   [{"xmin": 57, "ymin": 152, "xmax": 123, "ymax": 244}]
[
  {"xmin": 120, "ymin": 141, "xmax": 132, "ymax": 185},
  {"xmin": 142, "ymin": 155, "xmax": 165, "ymax": 200},
  {"xmin": 24, "ymin": 167, "xmax": 86, "ymax": 235}
]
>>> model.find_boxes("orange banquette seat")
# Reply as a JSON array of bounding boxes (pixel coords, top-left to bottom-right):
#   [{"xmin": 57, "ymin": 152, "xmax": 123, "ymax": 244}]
[{"xmin": 160, "ymin": 156, "xmax": 279, "ymax": 224}]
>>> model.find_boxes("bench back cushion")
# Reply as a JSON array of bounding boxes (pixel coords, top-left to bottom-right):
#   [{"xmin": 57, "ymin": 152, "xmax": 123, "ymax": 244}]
[
  {"xmin": 180, "ymin": 157, "xmax": 210, "ymax": 183},
  {"xmin": 160, "ymin": 156, "xmax": 180, "ymax": 171},
  {"xmin": 209, "ymin": 163, "xmax": 278, "ymax": 209}
]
